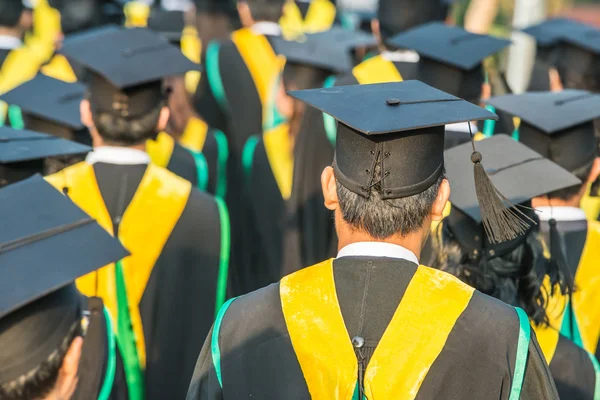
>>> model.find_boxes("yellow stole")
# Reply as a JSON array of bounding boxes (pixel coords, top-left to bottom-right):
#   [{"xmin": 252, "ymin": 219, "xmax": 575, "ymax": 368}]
[
  {"xmin": 262, "ymin": 123, "xmax": 293, "ymax": 200},
  {"xmin": 0, "ymin": 47, "xmax": 45, "ymax": 94},
  {"xmin": 279, "ymin": 0, "xmax": 336, "ymax": 38},
  {"xmin": 46, "ymin": 162, "xmax": 191, "ymax": 368},
  {"xmin": 231, "ymin": 28, "xmax": 284, "ymax": 113},
  {"xmin": 179, "ymin": 116, "xmax": 209, "ymax": 153},
  {"xmin": 41, "ymin": 54, "xmax": 78, "ymax": 83},
  {"xmin": 146, "ymin": 132, "xmax": 176, "ymax": 169},
  {"xmin": 532, "ymin": 277, "xmax": 564, "ymax": 363},
  {"xmin": 280, "ymin": 259, "xmax": 474, "ymax": 399},
  {"xmin": 352, "ymin": 55, "xmax": 403, "ymax": 85}
]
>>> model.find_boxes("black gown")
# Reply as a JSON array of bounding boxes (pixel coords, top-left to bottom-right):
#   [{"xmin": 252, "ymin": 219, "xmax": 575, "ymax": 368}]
[
  {"xmin": 73, "ymin": 297, "xmax": 129, "ymax": 400},
  {"xmin": 283, "ymin": 60, "xmax": 420, "ymax": 273},
  {"xmin": 187, "ymin": 257, "xmax": 558, "ymax": 399}
]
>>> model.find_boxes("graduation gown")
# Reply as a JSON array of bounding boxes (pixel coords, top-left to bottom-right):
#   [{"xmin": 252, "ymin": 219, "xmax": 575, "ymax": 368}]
[
  {"xmin": 283, "ymin": 56, "xmax": 419, "ymax": 272},
  {"xmin": 73, "ymin": 297, "xmax": 129, "ymax": 400},
  {"xmin": 279, "ymin": 0, "xmax": 336, "ymax": 38},
  {"xmin": 540, "ymin": 218, "xmax": 600, "ymax": 359},
  {"xmin": 243, "ymin": 123, "xmax": 294, "ymax": 292},
  {"xmin": 47, "ymin": 160, "xmax": 230, "ymax": 400},
  {"xmin": 187, "ymin": 257, "xmax": 558, "ymax": 399}
]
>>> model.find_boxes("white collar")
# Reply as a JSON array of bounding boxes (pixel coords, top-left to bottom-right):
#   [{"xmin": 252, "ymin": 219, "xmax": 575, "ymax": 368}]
[
  {"xmin": 381, "ymin": 50, "xmax": 420, "ymax": 63},
  {"xmin": 85, "ymin": 146, "xmax": 150, "ymax": 165},
  {"xmin": 251, "ymin": 21, "xmax": 282, "ymax": 36},
  {"xmin": 160, "ymin": 0, "xmax": 193, "ymax": 11},
  {"xmin": 337, "ymin": 242, "xmax": 419, "ymax": 264},
  {"xmin": 536, "ymin": 206, "xmax": 587, "ymax": 222},
  {"xmin": 445, "ymin": 121, "xmax": 478, "ymax": 134},
  {"xmin": 0, "ymin": 35, "xmax": 22, "ymax": 50}
]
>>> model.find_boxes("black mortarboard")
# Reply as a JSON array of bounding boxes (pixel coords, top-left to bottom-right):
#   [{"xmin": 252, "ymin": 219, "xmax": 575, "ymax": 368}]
[
  {"xmin": 291, "ymin": 81, "xmax": 531, "ymax": 243},
  {"xmin": 0, "ymin": 74, "xmax": 86, "ymax": 131},
  {"xmin": 486, "ymin": 90, "xmax": 600, "ymax": 172},
  {"xmin": 271, "ymin": 36, "xmax": 353, "ymax": 73},
  {"xmin": 522, "ymin": 18, "xmax": 588, "ymax": 48},
  {"xmin": 377, "ymin": 0, "xmax": 449, "ymax": 41},
  {"xmin": 0, "ymin": 127, "xmax": 90, "ymax": 186},
  {"xmin": 0, "ymin": 0, "xmax": 24, "ymax": 27},
  {"xmin": 60, "ymin": 27, "xmax": 200, "ymax": 118},
  {"xmin": 0, "ymin": 175, "xmax": 128, "ymax": 382},
  {"xmin": 388, "ymin": 22, "xmax": 511, "ymax": 102},
  {"xmin": 147, "ymin": 9, "xmax": 186, "ymax": 43},
  {"xmin": 306, "ymin": 26, "xmax": 376, "ymax": 52},
  {"xmin": 554, "ymin": 25, "xmax": 600, "ymax": 90}
]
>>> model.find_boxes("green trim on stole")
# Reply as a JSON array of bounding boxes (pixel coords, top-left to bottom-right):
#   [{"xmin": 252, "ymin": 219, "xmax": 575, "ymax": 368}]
[
  {"xmin": 561, "ymin": 301, "xmax": 584, "ymax": 348},
  {"xmin": 322, "ymin": 75, "xmax": 337, "ymax": 147},
  {"xmin": 509, "ymin": 307, "xmax": 531, "ymax": 400},
  {"xmin": 206, "ymin": 41, "xmax": 229, "ymax": 114},
  {"xmin": 242, "ymin": 135, "xmax": 260, "ymax": 185},
  {"xmin": 587, "ymin": 350, "xmax": 600, "ymax": 400},
  {"xmin": 185, "ymin": 148, "xmax": 209, "ymax": 191},
  {"xmin": 214, "ymin": 197, "xmax": 231, "ymax": 315},
  {"xmin": 98, "ymin": 307, "xmax": 117, "ymax": 400},
  {"xmin": 213, "ymin": 129, "xmax": 229, "ymax": 199},
  {"xmin": 212, "ymin": 297, "xmax": 237, "ymax": 388}
]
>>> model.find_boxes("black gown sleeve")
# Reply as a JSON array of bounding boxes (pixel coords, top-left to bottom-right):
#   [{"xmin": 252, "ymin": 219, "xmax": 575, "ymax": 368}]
[
  {"xmin": 550, "ymin": 334, "xmax": 596, "ymax": 400},
  {"xmin": 186, "ymin": 327, "xmax": 223, "ymax": 400},
  {"xmin": 520, "ymin": 332, "xmax": 560, "ymax": 400}
]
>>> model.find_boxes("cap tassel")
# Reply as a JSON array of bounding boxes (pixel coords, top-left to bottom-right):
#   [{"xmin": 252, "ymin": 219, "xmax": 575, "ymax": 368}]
[
  {"xmin": 547, "ymin": 217, "xmax": 574, "ymax": 296},
  {"xmin": 469, "ymin": 125, "xmax": 533, "ymax": 243}
]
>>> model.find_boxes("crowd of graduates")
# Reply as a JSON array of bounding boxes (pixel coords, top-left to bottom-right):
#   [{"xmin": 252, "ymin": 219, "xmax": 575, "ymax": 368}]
[{"xmin": 1, "ymin": 0, "xmax": 600, "ymax": 399}]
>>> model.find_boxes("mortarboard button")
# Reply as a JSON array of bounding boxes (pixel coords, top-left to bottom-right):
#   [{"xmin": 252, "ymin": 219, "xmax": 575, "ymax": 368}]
[{"xmin": 386, "ymin": 98, "xmax": 401, "ymax": 106}]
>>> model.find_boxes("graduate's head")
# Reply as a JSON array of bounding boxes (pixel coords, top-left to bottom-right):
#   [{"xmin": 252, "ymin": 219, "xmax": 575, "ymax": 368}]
[
  {"xmin": 431, "ymin": 135, "xmax": 580, "ymax": 327},
  {"xmin": 0, "ymin": 176, "xmax": 128, "ymax": 400},
  {"xmin": 487, "ymin": 90, "xmax": 600, "ymax": 206},
  {"xmin": 237, "ymin": 0, "xmax": 284, "ymax": 25},
  {"xmin": 0, "ymin": 0, "xmax": 29, "ymax": 32},
  {"xmin": 554, "ymin": 41, "xmax": 600, "ymax": 93},
  {"xmin": 291, "ymin": 81, "xmax": 516, "ymax": 254},
  {"xmin": 374, "ymin": 0, "xmax": 449, "ymax": 48},
  {"xmin": 387, "ymin": 22, "xmax": 511, "ymax": 105},
  {"xmin": 58, "ymin": 27, "xmax": 199, "ymax": 147}
]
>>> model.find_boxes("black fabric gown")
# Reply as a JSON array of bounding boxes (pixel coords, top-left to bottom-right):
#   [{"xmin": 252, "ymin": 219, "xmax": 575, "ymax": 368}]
[{"xmin": 187, "ymin": 257, "xmax": 558, "ymax": 399}]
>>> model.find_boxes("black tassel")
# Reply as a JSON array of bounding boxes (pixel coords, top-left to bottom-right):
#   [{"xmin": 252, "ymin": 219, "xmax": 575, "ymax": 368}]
[
  {"xmin": 547, "ymin": 218, "xmax": 574, "ymax": 296},
  {"xmin": 471, "ymin": 151, "xmax": 534, "ymax": 244}
]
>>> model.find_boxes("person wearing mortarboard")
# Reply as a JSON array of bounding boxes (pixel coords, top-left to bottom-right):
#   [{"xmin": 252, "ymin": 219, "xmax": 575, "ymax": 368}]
[
  {"xmin": 487, "ymin": 90, "xmax": 600, "ymax": 363},
  {"xmin": 240, "ymin": 35, "xmax": 354, "ymax": 294},
  {"xmin": 431, "ymin": 134, "xmax": 600, "ymax": 400},
  {"xmin": 187, "ymin": 80, "xmax": 559, "ymax": 399},
  {"xmin": 0, "ymin": 74, "xmax": 92, "ymax": 174},
  {"xmin": 44, "ymin": 26, "xmax": 231, "ymax": 400},
  {"xmin": 0, "ymin": 176, "xmax": 129, "ymax": 400},
  {"xmin": 192, "ymin": 0, "xmax": 286, "ymax": 296}
]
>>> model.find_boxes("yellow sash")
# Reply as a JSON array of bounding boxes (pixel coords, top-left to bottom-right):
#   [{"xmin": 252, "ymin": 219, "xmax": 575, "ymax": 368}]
[
  {"xmin": 179, "ymin": 116, "xmax": 209, "ymax": 153},
  {"xmin": 281, "ymin": 259, "xmax": 474, "ymax": 399},
  {"xmin": 533, "ymin": 277, "xmax": 564, "ymax": 363},
  {"xmin": 231, "ymin": 28, "xmax": 283, "ymax": 110},
  {"xmin": 146, "ymin": 132, "xmax": 175, "ymax": 168},
  {"xmin": 124, "ymin": 1, "xmax": 150, "ymax": 27},
  {"xmin": 581, "ymin": 183, "xmax": 600, "ymax": 221},
  {"xmin": 279, "ymin": 0, "xmax": 336, "ymax": 38},
  {"xmin": 0, "ymin": 47, "xmax": 45, "ymax": 94},
  {"xmin": 181, "ymin": 26, "xmax": 202, "ymax": 93},
  {"xmin": 41, "ymin": 54, "xmax": 77, "ymax": 83},
  {"xmin": 46, "ymin": 162, "xmax": 191, "ymax": 368},
  {"xmin": 352, "ymin": 55, "xmax": 403, "ymax": 85},
  {"xmin": 262, "ymin": 123, "xmax": 293, "ymax": 200}
]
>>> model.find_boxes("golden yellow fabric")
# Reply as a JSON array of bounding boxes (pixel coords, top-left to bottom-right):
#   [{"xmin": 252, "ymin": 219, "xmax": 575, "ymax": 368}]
[
  {"xmin": 26, "ymin": 0, "xmax": 60, "ymax": 62},
  {"xmin": 231, "ymin": 28, "xmax": 284, "ymax": 109},
  {"xmin": 124, "ymin": 1, "xmax": 150, "ymax": 27},
  {"xmin": 581, "ymin": 183, "xmax": 600, "ymax": 221},
  {"xmin": 0, "ymin": 47, "xmax": 46, "ymax": 94},
  {"xmin": 572, "ymin": 221, "xmax": 600, "ymax": 353},
  {"xmin": 181, "ymin": 26, "xmax": 202, "ymax": 94},
  {"xmin": 533, "ymin": 278, "xmax": 563, "ymax": 363},
  {"xmin": 281, "ymin": 260, "xmax": 474, "ymax": 399},
  {"xmin": 352, "ymin": 55, "xmax": 403, "ymax": 85},
  {"xmin": 46, "ymin": 162, "xmax": 191, "ymax": 368},
  {"xmin": 280, "ymin": 0, "xmax": 336, "ymax": 38},
  {"xmin": 41, "ymin": 54, "xmax": 77, "ymax": 83},
  {"xmin": 179, "ymin": 116, "xmax": 209, "ymax": 153},
  {"xmin": 280, "ymin": 259, "xmax": 358, "ymax": 400},
  {"xmin": 146, "ymin": 132, "xmax": 175, "ymax": 168},
  {"xmin": 263, "ymin": 123, "xmax": 294, "ymax": 200}
]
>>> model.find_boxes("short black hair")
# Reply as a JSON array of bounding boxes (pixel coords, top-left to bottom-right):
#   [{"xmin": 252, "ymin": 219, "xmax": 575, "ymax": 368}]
[
  {"xmin": 240, "ymin": 0, "xmax": 285, "ymax": 22},
  {"xmin": 547, "ymin": 158, "xmax": 595, "ymax": 201},
  {"xmin": 91, "ymin": 100, "xmax": 165, "ymax": 146},
  {"xmin": 337, "ymin": 160, "xmax": 445, "ymax": 239},
  {"xmin": 0, "ymin": 322, "xmax": 82, "ymax": 400}
]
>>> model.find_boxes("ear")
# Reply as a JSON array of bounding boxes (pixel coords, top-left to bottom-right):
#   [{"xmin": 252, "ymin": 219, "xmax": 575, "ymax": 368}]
[
  {"xmin": 56, "ymin": 336, "xmax": 84, "ymax": 400},
  {"xmin": 371, "ymin": 19, "xmax": 381, "ymax": 47},
  {"xmin": 156, "ymin": 106, "xmax": 171, "ymax": 132},
  {"xmin": 321, "ymin": 166, "xmax": 338, "ymax": 211},
  {"xmin": 587, "ymin": 157, "xmax": 600, "ymax": 185},
  {"xmin": 431, "ymin": 178, "xmax": 451, "ymax": 222},
  {"xmin": 80, "ymin": 99, "xmax": 93, "ymax": 128}
]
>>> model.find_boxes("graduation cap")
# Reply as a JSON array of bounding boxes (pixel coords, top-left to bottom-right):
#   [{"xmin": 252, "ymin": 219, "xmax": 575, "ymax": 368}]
[
  {"xmin": 60, "ymin": 26, "xmax": 200, "ymax": 118},
  {"xmin": 306, "ymin": 26, "xmax": 376, "ymax": 52},
  {"xmin": 0, "ymin": 74, "xmax": 86, "ymax": 131},
  {"xmin": 0, "ymin": 0, "xmax": 24, "ymax": 27},
  {"xmin": 522, "ymin": 18, "xmax": 588, "ymax": 48},
  {"xmin": 387, "ymin": 22, "xmax": 511, "ymax": 103},
  {"xmin": 445, "ymin": 134, "xmax": 579, "ymax": 292},
  {"xmin": 377, "ymin": 0, "xmax": 450, "ymax": 41},
  {"xmin": 486, "ymin": 90, "xmax": 600, "ymax": 172},
  {"xmin": 554, "ymin": 24, "xmax": 600, "ymax": 89},
  {"xmin": 0, "ymin": 126, "xmax": 90, "ymax": 186},
  {"xmin": 147, "ymin": 9, "xmax": 186, "ymax": 43},
  {"xmin": 0, "ymin": 175, "xmax": 128, "ymax": 383},
  {"xmin": 271, "ymin": 36, "xmax": 353, "ymax": 73},
  {"xmin": 290, "ymin": 80, "xmax": 531, "ymax": 243}
]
